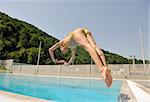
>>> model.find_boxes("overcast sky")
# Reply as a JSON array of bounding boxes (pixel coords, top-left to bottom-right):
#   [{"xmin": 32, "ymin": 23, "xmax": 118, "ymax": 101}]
[{"xmin": 0, "ymin": 0, "xmax": 149, "ymax": 60}]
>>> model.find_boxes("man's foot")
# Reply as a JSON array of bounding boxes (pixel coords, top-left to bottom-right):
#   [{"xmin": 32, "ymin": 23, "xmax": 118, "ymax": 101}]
[{"xmin": 100, "ymin": 67, "xmax": 113, "ymax": 87}]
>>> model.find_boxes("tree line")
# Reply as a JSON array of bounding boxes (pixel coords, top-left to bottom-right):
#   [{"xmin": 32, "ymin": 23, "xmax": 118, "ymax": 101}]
[{"xmin": 0, "ymin": 12, "xmax": 148, "ymax": 65}]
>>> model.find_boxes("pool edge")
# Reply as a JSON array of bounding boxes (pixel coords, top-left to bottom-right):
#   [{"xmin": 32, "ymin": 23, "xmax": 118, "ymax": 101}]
[
  {"xmin": 119, "ymin": 80, "xmax": 137, "ymax": 102},
  {"xmin": 0, "ymin": 90, "xmax": 54, "ymax": 102}
]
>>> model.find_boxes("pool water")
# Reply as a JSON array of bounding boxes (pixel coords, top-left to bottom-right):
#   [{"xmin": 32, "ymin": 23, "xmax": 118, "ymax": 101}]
[{"xmin": 0, "ymin": 73, "xmax": 122, "ymax": 102}]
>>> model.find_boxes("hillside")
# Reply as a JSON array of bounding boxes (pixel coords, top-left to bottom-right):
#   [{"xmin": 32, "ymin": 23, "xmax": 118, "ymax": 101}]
[{"xmin": 0, "ymin": 12, "xmax": 133, "ymax": 64}]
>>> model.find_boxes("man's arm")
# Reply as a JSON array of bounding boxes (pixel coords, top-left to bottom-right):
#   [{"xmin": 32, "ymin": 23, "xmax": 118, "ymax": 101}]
[
  {"xmin": 48, "ymin": 41, "xmax": 61, "ymax": 63},
  {"xmin": 64, "ymin": 47, "xmax": 76, "ymax": 65}
]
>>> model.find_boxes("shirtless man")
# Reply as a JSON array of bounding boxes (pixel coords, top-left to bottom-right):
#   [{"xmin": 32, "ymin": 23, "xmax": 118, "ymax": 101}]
[{"xmin": 49, "ymin": 28, "xmax": 112, "ymax": 87}]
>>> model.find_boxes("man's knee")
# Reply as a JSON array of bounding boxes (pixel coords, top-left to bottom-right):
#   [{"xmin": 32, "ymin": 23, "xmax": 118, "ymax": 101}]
[
  {"xmin": 84, "ymin": 44, "xmax": 95, "ymax": 51},
  {"xmin": 99, "ymin": 50, "xmax": 104, "ymax": 56},
  {"xmin": 96, "ymin": 47, "xmax": 104, "ymax": 56}
]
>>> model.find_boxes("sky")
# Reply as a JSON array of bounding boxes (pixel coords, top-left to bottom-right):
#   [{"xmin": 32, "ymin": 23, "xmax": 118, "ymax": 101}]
[{"xmin": 0, "ymin": 0, "xmax": 149, "ymax": 60}]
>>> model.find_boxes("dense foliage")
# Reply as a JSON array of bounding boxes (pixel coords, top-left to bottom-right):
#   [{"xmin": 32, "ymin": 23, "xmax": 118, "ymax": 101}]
[{"xmin": 0, "ymin": 12, "xmax": 146, "ymax": 64}]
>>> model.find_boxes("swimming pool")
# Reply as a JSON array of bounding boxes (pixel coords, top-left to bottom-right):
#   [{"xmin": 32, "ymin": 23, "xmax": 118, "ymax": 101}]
[{"xmin": 0, "ymin": 73, "xmax": 122, "ymax": 102}]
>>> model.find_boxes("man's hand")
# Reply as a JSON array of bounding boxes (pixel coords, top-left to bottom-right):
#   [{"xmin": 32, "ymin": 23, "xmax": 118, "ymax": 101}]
[
  {"xmin": 64, "ymin": 62, "xmax": 70, "ymax": 66},
  {"xmin": 56, "ymin": 60, "xmax": 67, "ymax": 64},
  {"xmin": 56, "ymin": 60, "xmax": 70, "ymax": 66}
]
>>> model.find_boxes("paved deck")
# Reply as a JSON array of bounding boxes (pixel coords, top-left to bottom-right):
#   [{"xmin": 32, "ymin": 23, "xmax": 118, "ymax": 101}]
[
  {"xmin": 127, "ymin": 80, "xmax": 150, "ymax": 102},
  {"xmin": 119, "ymin": 80, "xmax": 150, "ymax": 102},
  {"xmin": 135, "ymin": 80, "xmax": 150, "ymax": 88},
  {"xmin": 134, "ymin": 80, "xmax": 150, "ymax": 94}
]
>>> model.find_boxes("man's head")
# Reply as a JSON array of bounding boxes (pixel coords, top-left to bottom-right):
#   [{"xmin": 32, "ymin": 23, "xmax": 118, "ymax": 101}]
[{"xmin": 60, "ymin": 41, "xmax": 68, "ymax": 54}]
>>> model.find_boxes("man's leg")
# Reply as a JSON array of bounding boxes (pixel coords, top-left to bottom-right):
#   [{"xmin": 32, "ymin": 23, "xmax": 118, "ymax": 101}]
[
  {"xmin": 73, "ymin": 31, "xmax": 112, "ymax": 87},
  {"xmin": 86, "ymin": 33, "xmax": 107, "ymax": 67},
  {"xmin": 74, "ymin": 33, "xmax": 104, "ymax": 70}
]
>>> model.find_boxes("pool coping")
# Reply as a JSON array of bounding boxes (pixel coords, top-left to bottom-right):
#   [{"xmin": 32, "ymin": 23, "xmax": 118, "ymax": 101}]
[
  {"xmin": 119, "ymin": 80, "xmax": 137, "ymax": 102},
  {"xmin": 0, "ymin": 90, "xmax": 54, "ymax": 102},
  {"xmin": 9, "ymin": 73, "xmax": 123, "ymax": 80}
]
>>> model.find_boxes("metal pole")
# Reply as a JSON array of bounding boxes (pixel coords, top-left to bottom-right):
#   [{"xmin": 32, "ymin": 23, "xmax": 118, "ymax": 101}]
[
  {"xmin": 130, "ymin": 55, "xmax": 135, "ymax": 74},
  {"xmin": 139, "ymin": 26, "xmax": 146, "ymax": 73},
  {"xmin": 90, "ymin": 58, "xmax": 92, "ymax": 77},
  {"xmin": 36, "ymin": 41, "xmax": 42, "ymax": 75},
  {"xmin": 133, "ymin": 55, "xmax": 135, "ymax": 74}
]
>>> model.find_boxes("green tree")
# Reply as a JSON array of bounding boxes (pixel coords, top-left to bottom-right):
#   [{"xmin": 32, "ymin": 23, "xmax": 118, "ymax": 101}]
[{"xmin": 27, "ymin": 48, "xmax": 38, "ymax": 64}]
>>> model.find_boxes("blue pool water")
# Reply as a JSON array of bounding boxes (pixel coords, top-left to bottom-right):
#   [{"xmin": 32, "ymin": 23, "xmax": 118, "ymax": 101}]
[{"xmin": 0, "ymin": 73, "xmax": 122, "ymax": 102}]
